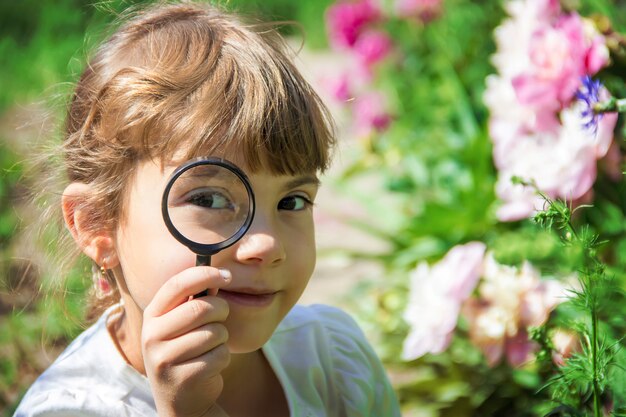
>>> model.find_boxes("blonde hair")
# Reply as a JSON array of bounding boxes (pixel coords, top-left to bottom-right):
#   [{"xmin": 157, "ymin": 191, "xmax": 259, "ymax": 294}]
[{"xmin": 54, "ymin": 1, "xmax": 335, "ymax": 318}]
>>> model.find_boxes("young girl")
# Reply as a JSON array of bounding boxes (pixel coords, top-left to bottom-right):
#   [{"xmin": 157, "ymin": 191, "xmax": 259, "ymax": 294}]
[{"xmin": 14, "ymin": 1, "xmax": 400, "ymax": 416}]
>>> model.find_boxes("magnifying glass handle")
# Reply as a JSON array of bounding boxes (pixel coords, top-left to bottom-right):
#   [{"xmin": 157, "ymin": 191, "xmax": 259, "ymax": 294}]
[
  {"xmin": 196, "ymin": 255, "xmax": 212, "ymax": 266},
  {"xmin": 194, "ymin": 255, "xmax": 212, "ymax": 298}
]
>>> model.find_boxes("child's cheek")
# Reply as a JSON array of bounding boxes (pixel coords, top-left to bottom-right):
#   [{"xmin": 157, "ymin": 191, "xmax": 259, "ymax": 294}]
[{"xmin": 120, "ymin": 244, "xmax": 197, "ymax": 309}]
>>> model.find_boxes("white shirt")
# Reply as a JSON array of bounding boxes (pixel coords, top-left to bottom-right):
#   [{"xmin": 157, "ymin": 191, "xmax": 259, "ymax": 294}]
[{"xmin": 14, "ymin": 304, "xmax": 400, "ymax": 417}]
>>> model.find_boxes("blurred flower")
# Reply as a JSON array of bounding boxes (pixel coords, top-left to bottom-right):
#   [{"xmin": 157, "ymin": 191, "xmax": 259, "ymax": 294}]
[
  {"xmin": 324, "ymin": 0, "xmax": 393, "ymax": 137},
  {"xmin": 324, "ymin": 72, "xmax": 353, "ymax": 102},
  {"xmin": 402, "ymin": 242, "xmax": 486, "ymax": 360},
  {"xmin": 551, "ymin": 329, "xmax": 581, "ymax": 367},
  {"xmin": 353, "ymin": 91, "xmax": 392, "ymax": 136},
  {"xmin": 601, "ymin": 141, "xmax": 623, "ymax": 182},
  {"xmin": 484, "ymin": 0, "xmax": 616, "ymax": 221},
  {"xmin": 394, "ymin": 0, "xmax": 442, "ymax": 22},
  {"xmin": 585, "ymin": 30, "xmax": 611, "ymax": 75},
  {"xmin": 324, "ymin": 0, "xmax": 395, "ymax": 136},
  {"xmin": 319, "ymin": 51, "xmax": 375, "ymax": 106},
  {"xmin": 353, "ymin": 29, "xmax": 393, "ymax": 67},
  {"xmin": 326, "ymin": 0, "xmax": 382, "ymax": 49},
  {"xmin": 511, "ymin": 14, "xmax": 606, "ymax": 112},
  {"xmin": 493, "ymin": 98, "xmax": 617, "ymax": 221},
  {"xmin": 488, "ymin": 0, "xmax": 609, "ymax": 133},
  {"xmin": 463, "ymin": 254, "xmax": 568, "ymax": 367},
  {"xmin": 490, "ymin": 0, "xmax": 560, "ymax": 82}
]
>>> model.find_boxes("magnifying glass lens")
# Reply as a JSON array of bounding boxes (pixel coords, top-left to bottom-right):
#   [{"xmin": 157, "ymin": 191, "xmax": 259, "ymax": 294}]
[{"xmin": 165, "ymin": 164, "xmax": 251, "ymax": 246}]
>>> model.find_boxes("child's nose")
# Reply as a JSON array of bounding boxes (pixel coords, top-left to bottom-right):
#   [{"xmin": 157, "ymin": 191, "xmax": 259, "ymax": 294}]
[{"xmin": 235, "ymin": 219, "xmax": 286, "ymax": 266}]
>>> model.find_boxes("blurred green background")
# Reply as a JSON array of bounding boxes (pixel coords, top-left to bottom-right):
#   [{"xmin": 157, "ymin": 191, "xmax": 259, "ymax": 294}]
[{"xmin": 0, "ymin": 1, "xmax": 332, "ymax": 414}]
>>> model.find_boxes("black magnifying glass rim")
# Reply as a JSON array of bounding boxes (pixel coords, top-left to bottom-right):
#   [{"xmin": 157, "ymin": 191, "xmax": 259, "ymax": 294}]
[{"xmin": 161, "ymin": 156, "xmax": 255, "ymax": 256}]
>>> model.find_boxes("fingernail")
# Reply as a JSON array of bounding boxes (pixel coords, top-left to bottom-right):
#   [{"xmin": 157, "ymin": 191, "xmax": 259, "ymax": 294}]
[{"xmin": 218, "ymin": 268, "xmax": 232, "ymax": 282}]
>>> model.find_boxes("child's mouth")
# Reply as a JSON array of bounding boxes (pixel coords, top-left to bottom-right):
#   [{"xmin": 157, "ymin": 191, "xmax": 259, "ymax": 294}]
[{"xmin": 218, "ymin": 289, "xmax": 277, "ymax": 307}]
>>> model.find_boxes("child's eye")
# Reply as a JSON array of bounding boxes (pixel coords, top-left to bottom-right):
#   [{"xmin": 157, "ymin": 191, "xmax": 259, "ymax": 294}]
[
  {"xmin": 278, "ymin": 195, "xmax": 312, "ymax": 211},
  {"xmin": 186, "ymin": 189, "xmax": 233, "ymax": 210}
]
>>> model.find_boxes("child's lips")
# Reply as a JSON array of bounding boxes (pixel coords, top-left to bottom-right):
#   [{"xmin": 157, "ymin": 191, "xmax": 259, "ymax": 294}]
[{"xmin": 217, "ymin": 288, "xmax": 278, "ymax": 307}]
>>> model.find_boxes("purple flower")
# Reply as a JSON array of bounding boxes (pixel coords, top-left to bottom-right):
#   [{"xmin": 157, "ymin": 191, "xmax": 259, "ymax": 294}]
[{"xmin": 576, "ymin": 75, "xmax": 603, "ymax": 134}]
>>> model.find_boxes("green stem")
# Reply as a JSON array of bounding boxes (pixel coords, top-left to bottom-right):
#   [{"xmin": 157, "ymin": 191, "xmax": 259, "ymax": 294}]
[
  {"xmin": 587, "ymin": 252, "xmax": 602, "ymax": 416},
  {"xmin": 592, "ymin": 307, "xmax": 601, "ymax": 417},
  {"xmin": 593, "ymin": 97, "xmax": 626, "ymax": 113},
  {"xmin": 563, "ymin": 196, "xmax": 600, "ymax": 415}
]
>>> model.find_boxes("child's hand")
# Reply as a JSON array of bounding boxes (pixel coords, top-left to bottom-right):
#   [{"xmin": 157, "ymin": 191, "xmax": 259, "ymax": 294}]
[{"xmin": 142, "ymin": 266, "xmax": 232, "ymax": 417}]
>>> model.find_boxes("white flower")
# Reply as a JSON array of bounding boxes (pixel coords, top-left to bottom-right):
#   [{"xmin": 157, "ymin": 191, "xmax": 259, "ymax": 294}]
[
  {"xmin": 464, "ymin": 253, "xmax": 570, "ymax": 366},
  {"xmin": 402, "ymin": 242, "xmax": 486, "ymax": 360}
]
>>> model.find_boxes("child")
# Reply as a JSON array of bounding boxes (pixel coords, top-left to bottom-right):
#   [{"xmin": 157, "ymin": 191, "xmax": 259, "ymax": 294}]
[{"xmin": 15, "ymin": 2, "xmax": 401, "ymax": 416}]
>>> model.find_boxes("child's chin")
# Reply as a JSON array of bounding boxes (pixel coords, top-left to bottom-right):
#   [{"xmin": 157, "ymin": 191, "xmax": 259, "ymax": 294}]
[{"xmin": 226, "ymin": 331, "xmax": 274, "ymax": 355}]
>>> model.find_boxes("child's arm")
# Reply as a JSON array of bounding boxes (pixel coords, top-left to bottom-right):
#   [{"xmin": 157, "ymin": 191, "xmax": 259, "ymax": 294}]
[{"xmin": 142, "ymin": 266, "xmax": 232, "ymax": 417}]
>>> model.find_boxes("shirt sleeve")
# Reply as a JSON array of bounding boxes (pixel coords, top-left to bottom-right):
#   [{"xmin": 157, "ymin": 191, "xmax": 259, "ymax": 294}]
[{"xmin": 312, "ymin": 304, "xmax": 402, "ymax": 417}]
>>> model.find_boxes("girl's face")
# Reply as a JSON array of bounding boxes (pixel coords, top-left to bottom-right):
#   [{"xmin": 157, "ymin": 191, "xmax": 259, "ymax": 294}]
[{"xmin": 114, "ymin": 156, "xmax": 319, "ymax": 353}]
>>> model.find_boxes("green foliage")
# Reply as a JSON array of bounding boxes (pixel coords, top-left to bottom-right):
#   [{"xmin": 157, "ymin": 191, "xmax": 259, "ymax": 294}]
[
  {"xmin": 523, "ymin": 187, "xmax": 625, "ymax": 416},
  {"xmin": 0, "ymin": 0, "xmax": 333, "ymax": 113},
  {"xmin": 0, "ymin": 264, "xmax": 90, "ymax": 415},
  {"xmin": 0, "ymin": 0, "xmax": 95, "ymax": 111},
  {"xmin": 0, "ymin": 144, "xmax": 21, "ymax": 245},
  {"xmin": 226, "ymin": 0, "xmax": 335, "ymax": 47},
  {"xmin": 340, "ymin": 0, "xmax": 504, "ymax": 271}
]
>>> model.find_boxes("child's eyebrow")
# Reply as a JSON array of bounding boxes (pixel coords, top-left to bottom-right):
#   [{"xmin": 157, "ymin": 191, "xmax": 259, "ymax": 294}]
[{"xmin": 283, "ymin": 175, "xmax": 320, "ymax": 190}]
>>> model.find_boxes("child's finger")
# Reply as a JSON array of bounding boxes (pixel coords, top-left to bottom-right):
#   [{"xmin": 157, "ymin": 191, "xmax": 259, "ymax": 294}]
[
  {"xmin": 145, "ymin": 267, "xmax": 232, "ymax": 317},
  {"xmin": 150, "ymin": 296, "xmax": 229, "ymax": 341},
  {"xmin": 163, "ymin": 322, "xmax": 229, "ymax": 365},
  {"xmin": 172, "ymin": 342, "xmax": 231, "ymax": 383}
]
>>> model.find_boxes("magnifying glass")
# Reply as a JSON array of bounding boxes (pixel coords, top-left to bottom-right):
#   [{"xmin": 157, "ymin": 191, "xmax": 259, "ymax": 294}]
[{"xmin": 161, "ymin": 157, "xmax": 255, "ymax": 272}]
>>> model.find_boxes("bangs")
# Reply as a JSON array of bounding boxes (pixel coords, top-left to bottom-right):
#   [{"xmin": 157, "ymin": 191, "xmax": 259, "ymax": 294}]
[{"xmin": 108, "ymin": 10, "xmax": 336, "ymax": 175}]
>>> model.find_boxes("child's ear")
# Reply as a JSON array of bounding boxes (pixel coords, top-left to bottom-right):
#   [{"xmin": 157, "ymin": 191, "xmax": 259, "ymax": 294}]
[{"xmin": 62, "ymin": 182, "xmax": 119, "ymax": 268}]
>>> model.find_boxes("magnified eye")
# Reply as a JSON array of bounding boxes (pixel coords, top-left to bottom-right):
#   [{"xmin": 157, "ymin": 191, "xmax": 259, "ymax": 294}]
[
  {"xmin": 278, "ymin": 195, "xmax": 311, "ymax": 211},
  {"xmin": 187, "ymin": 189, "xmax": 234, "ymax": 210}
]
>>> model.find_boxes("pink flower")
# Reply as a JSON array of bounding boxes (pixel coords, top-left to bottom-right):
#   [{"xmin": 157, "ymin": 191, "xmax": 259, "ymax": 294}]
[
  {"xmin": 326, "ymin": 0, "xmax": 382, "ymax": 50},
  {"xmin": 586, "ymin": 36, "xmax": 610, "ymax": 74},
  {"xmin": 318, "ymin": 53, "xmax": 373, "ymax": 105},
  {"xmin": 484, "ymin": 0, "xmax": 615, "ymax": 221},
  {"xmin": 512, "ymin": 14, "xmax": 604, "ymax": 111},
  {"xmin": 394, "ymin": 0, "xmax": 442, "ymax": 22},
  {"xmin": 402, "ymin": 242, "xmax": 486, "ymax": 360},
  {"xmin": 352, "ymin": 91, "xmax": 392, "ymax": 136},
  {"xmin": 490, "ymin": 0, "xmax": 561, "ymax": 80},
  {"xmin": 324, "ymin": 73, "xmax": 353, "ymax": 102},
  {"xmin": 493, "ymin": 97, "xmax": 617, "ymax": 222},
  {"xmin": 463, "ymin": 255, "xmax": 569, "ymax": 367},
  {"xmin": 505, "ymin": 329, "xmax": 537, "ymax": 367},
  {"xmin": 353, "ymin": 29, "xmax": 393, "ymax": 67},
  {"xmin": 601, "ymin": 140, "xmax": 623, "ymax": 182},
  {"xmin": 487, "ymin": 0, "xmax": 610, "ymax": 139}
]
